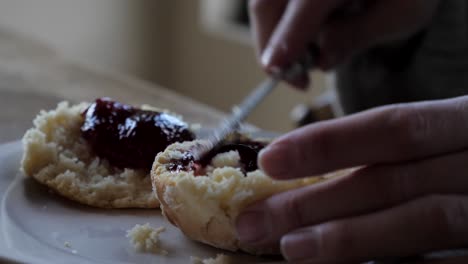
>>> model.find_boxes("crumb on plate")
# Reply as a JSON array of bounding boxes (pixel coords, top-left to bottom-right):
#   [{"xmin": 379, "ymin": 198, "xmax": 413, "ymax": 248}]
[
  {"xmin": 126, "ymin": 223, "xmax": 167, "ymax": 255},
  {"xmin": 190, "ymin": 254, "xmax": 231, "ymax": 264}
]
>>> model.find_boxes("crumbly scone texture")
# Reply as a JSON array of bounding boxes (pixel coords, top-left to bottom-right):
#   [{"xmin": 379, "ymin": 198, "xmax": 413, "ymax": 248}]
[
  {"xmin": 151, "ymin": 140, "xmax": 349, "ymax": 254},
  {"xmin": 21, "ymin": 101, "xmax": 159, "ymax": 208},
  {"xmin": 126, "ymin": 223, "xmax": 167, "ymax": 254}
]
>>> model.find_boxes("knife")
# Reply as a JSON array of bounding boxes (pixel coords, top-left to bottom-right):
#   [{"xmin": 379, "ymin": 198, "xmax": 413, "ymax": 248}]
[{"xmin": 192, "ymin": 48, "xmax": 318, "ymax": 162}]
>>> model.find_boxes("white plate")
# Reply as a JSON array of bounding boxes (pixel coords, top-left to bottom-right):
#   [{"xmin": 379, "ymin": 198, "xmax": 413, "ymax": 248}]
[{"xmin": 0, "ymin": 141, "xmax": 284, "ymax": 264}]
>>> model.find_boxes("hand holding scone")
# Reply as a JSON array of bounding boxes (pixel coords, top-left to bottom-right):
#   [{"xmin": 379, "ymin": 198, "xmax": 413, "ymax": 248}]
[
  {"xmin": 236, "ymin": 96, "xmax": 468, "ymax": 262},
  {"xmin": 249, "ymin": 0, "xmax": 440, "ymax": 88},
  {"xmin": 150, "ymin": 134, "xmax": 347, "ymax": 255}
]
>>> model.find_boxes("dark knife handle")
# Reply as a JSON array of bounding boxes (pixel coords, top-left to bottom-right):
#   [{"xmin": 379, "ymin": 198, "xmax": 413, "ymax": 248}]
[{"xmin": 280, "ymin": 44, "xmax": 320, "ymax": 81}]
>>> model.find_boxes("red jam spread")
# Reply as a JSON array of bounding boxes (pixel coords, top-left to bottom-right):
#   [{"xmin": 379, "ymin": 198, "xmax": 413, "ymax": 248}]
[
  {"xmin": 81, "ymin": 98, "xmax": 195, "ymax": 170},
  {"xmin": 167, "ymin": 140, "xmax": 267, "ymax": 175}
]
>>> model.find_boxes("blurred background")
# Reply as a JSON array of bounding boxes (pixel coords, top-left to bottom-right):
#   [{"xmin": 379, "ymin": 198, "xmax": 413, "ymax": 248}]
[{"xmin": 0, "ymin": 0, "xmax": 333, "ymax": 133}]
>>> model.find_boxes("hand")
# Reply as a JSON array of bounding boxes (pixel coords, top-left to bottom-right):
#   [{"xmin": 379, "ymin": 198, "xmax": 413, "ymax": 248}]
[
  {"xmin": 249, "ymin": 0, "xmax": 440, "ymax": 88},
  {"xmin": 236, "ymin": 95, "xmax": 468, "ymax": 263}
]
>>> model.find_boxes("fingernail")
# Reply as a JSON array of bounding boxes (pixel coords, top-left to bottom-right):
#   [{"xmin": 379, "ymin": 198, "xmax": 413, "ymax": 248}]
[
  {"xmin": 261, "ymin": 45, "xmax": 275, "ymax": 69},
  {"xmin": 236, "ymin": 211, "xmax": 268, "ymax": 243},
  {"xmin": 258, "ymin": 142, "xmax": 293, "ymax": 179},
  {"xmin": 281, "ymin": 228, "xmax": 319, "ymax": 262}
]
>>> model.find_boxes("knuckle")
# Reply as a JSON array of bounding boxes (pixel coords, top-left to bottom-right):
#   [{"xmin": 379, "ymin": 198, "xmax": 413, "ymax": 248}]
[
  {"xmin": 280, "ymin": 132, "xmax": 326, "ymax": 175},
  {"xmin": 317, "ymin": 221, "xmax": 355, "ymax": 256},
  {"xmin": 266, "ymin": 191, "xmax": 306, "ymax": 236},
  {"xmin": 282, "ymin": 192, "xmax": 306, "ymax": 228},
  {"xmin": 362, "ymin": 166, "xmax": 413, "ymax": 205},
  {"xmin": 382, "ymin": 105, "xmax": 430, "ymax": 151},
  {"xmin": 307, "ymin": 128, "xmax": 333, "ymax": 168},
  {"xmin": 448, "ymin": 199, "xmax": 468, "ymax": 233},
  {"xmin": 423, "ymin": 196, "xmax": 468, "ymax": 239},
  {"xmin": 421, "ymin": 196, "xmax": 448, "ymax": 229},
  {"xmin": 454, "ymin": 98, "xmax": 468, "ymax": 114},
  {"xmin": 454, "ymin": 99, "xmax": 468, "ymax": 127},
  {"xmin": 383, "ymin": 166, "xmax": 414, "ymax": 203}
]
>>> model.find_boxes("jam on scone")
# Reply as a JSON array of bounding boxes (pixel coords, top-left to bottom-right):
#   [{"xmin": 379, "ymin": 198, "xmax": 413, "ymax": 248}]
[
  {"xmin": 81, "ymin": 98, "xmax": 195, "ymax": 170},
  {"xmin": 166, "ymin": 138, "xmax": 267, "ymax": 175}
]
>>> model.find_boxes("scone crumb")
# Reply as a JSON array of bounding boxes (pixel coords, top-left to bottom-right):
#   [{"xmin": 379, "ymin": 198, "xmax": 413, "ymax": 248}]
[
  {"xmin": 211, "ymin": 151, "xmax": 241, "ymax": 168},
  {"xmin": 190, "ymin": 254, "xmax": 231, "ymax": 264},
  {"xmin": 126, "ymin": 223, "xmax": 167, "ymax": 255}
]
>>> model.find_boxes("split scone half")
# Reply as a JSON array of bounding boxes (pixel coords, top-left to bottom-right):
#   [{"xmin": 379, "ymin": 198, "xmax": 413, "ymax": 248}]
[
  {"xmin": 151, "ymin": 134, "xmax": 346, "ymax": 254},
  {"xmin": 21, "ymin": 98, "xmax": 195, "ymax": 208}
]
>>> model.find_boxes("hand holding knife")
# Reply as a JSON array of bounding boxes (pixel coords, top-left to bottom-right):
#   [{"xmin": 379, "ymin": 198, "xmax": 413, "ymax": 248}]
[{"xmin": 192, "ymin": 47, "xmax": 318, "ymax": 162}]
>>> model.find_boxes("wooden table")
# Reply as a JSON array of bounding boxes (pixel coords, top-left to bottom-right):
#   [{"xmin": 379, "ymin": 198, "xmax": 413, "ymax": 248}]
[{"xmin": 0, "ymin": 29, "xmax": 227, "ymax": 144}]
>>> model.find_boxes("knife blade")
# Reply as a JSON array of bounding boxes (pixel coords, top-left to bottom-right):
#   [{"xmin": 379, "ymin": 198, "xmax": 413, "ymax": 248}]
[{"xmin": 192, "ymin": 49, "xmax": 317, "ymax": 162}]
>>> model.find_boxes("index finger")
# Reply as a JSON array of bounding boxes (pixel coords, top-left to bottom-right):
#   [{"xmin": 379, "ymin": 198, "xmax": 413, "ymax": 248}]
[
  {"xmin": 259, "ymin": 96, "xmax": 468, "ymax": 179},
  {"xmin": 262, "ymin": 0, "xmax": 340, "ymax": 70},
  {"xmin": 248, "ymin": 0, "xmax": 288, "ymax": 56}
]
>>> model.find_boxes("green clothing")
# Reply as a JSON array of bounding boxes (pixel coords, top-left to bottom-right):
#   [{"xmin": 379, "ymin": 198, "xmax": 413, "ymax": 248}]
[{"xmin": 335, "ymin": 0, "xmax": 468, "ymax": 114}]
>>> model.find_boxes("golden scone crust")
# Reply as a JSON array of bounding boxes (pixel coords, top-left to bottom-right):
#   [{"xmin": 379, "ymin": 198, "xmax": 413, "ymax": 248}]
[
  {"xmin": 151, "ymin": 139, "xmax": 349, "ymax": 254},
  {"xmin": 21, "ymin": 101, "xmax": 159, "ymax": 208}
]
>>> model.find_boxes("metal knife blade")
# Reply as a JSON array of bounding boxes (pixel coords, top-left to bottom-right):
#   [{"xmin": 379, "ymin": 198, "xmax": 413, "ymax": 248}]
[
  {"xmin": 193, "ymin": 49, "xmax": 317, "ymax": 161},
  {"xmin": 192, "ymin": 75, "xmax": 279, "ymax": 161}
]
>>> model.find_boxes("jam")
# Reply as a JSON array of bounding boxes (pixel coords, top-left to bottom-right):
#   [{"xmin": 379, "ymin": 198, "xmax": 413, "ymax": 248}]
[
  {"xmin": 167, "ymin": 140, "xmax": 267, "ymax": 175},
  {"xmin": 167, "ymin": 152, "xmax": 196, "ymax": 172},
  {"xmin": 81, "ymin": 98, "xmax": 195, "ymax": 170},
  {"xmin": 199, "ymin": 141, "xmax": 266, "ymax": 172}
]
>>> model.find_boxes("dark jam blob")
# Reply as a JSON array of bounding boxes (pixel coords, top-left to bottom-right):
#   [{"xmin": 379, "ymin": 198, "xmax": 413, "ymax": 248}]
[
  {"xmin": 167, "ymin": 140, "xmax": 267, "ymax": 175},
  {"xmin": 81, "ymin": 98, "xmax": 195, "ymax": 170},
  {"xmin": 199, "ymin": 141, "xmax": 266, "ymax": 173},
  {"xmin": 166, "ymin": 152, "xmax": 196, "ymax": 172}
]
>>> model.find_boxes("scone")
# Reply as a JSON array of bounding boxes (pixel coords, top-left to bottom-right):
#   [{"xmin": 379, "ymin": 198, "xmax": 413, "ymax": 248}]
[
  {"xmin": 21, "ymin": 98, "xmax": 195, "ymax": 208},
  {"xmin": 151, "ymin": 134, "xmax": 346, "ymax": 254}
]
